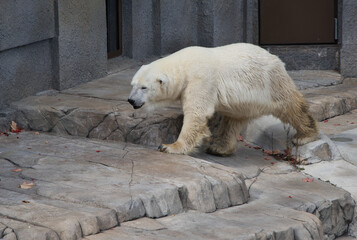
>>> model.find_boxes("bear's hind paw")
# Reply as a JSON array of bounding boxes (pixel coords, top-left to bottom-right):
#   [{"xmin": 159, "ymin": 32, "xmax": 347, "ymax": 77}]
[
  {"xmin": 206, "ymin": 146, "xmax": 234, "ymax": 157},
  {"xmin": 158, "ymin": 142, "xmax": 187, "ymax": 154}
]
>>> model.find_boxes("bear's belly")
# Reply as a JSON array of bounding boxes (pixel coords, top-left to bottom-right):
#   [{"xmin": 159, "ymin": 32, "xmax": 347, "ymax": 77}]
[{"xmin": 216, "ymin": 102, "xmax": 273, "ymax": 119}]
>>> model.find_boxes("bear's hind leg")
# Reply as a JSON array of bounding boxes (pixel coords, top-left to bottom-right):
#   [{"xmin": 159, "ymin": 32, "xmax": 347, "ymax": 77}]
[
  {"xmin": 207, "ymin": 117, "xmax": 248, "ymax": 156},
  {"xmin": 276, "ymin": 100, "xmax": 318, "ymax": 145}
]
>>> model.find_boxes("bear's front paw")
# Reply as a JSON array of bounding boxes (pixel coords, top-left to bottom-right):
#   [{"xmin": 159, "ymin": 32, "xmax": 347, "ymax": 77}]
[{"xmin": 158, "ymin": 142, "xmax": 186, "ymax": 154}]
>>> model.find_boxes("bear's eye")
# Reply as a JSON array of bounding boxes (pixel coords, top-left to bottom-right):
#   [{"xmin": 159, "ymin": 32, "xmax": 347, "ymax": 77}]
[{"xmin": 141, "ymin": 86, "xmax": 147, "ymax": 90}]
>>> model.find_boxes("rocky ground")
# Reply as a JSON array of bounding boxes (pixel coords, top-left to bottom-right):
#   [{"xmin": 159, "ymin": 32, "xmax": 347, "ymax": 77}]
[{"xmin": 0, "ymin": 58, "xmax": 356, "ymax": 240}]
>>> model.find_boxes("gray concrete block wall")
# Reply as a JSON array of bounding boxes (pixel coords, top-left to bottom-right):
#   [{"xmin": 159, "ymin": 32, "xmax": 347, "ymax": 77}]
[
  {"xmin": 0, "ymin": 0, "xmax": 56, "ymax": 107},
  {"xmin": 123, "ymin": 0, "xmax": 247, "ymax": 59},
  {"xmin": 340, "ymin": 0, "xmax": 357, "ymax": 77},
  {"xmin": 0, "ymin": 0, "xmax": 55, "ymax": 51},
  {"xmin": 212, "ymin": 0, "xmax": 245, "ymax": 46},
  {"xmin": 56, "ymin": 0, "xmax": 107, "ymax": 90},
  {"xmin": 160, "ymin": 0, "xmax": 198, "ymax": 55},
  {"xmin": 0, "ymin": 40, "xmax": 53, "ymax": 107},
  {"xmin": 197, "ymin": 0, "xmax": 214, "ymax": 47},
  {"xmin": 245, "ymin": 0, "xmax": 259, "ymax": 44},
  {"xmin": 266, "ymin": 45, "xmax": 339, "ymax": 71},
  {"xmin": 121, "ymin": 0, "xmax": 133, "ymax": 58},
  {"xmin": 131, "ymin": 0, "xmax": 156, "ymax": 59}
]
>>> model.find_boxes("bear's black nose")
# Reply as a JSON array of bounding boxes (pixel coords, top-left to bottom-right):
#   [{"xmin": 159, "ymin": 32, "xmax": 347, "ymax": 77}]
[{"xmin": 128, "ymin": 99, "xmax": 135, "ymax": 105}]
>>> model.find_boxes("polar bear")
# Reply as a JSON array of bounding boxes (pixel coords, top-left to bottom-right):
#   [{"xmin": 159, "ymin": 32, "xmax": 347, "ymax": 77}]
[{"xmin": 128, "ymin": 43, "xmax": 318, "ymax": 155}]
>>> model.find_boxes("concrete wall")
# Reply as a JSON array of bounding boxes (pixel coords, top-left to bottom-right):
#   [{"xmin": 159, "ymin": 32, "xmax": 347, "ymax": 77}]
[
  {"xmin": 56, "ymin": 0, "xmax": 107, "ymax": 90},
  {"xmin": 340, "ymin": 0, "xmax": 357, "ymax": 77},
  {"xmin": 122, "ymin": 0, "xmax": 246, "ymax": 59},
  {"xmin": 266, "ymin": 45, "xmax": 339, "ymax": 71},
  {"xmin": 0, "ymin": 0, "xmax": 108, "ymax": 108},
  {"xmin": 212, "ymin": 0, "xmax": 245, "ymax": 46},
  {"xmin": 160, "ymin": 0, "xmax": 198, "ymax": 55},
  {"xmin": 0, "ymin": 0, "xmax": 55, "ymax": 51},
  {"xmin": 0, "ymin": 0, "xmax": 55, "ymax": 107},
  {"xmin": 1, "ymin": 0, "xmax": 357, "ymax": 111}
]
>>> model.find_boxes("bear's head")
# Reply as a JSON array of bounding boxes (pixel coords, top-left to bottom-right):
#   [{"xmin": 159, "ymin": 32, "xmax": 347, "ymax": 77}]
[{"xmin": 128, "ymin": 63, "xmax": 170, "ymax": 110}]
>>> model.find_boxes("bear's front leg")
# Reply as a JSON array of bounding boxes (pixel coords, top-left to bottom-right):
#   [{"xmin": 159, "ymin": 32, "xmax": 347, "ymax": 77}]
[{"xmin": 158, "ymin": 113, "xmax": 211, "ymax": 154}]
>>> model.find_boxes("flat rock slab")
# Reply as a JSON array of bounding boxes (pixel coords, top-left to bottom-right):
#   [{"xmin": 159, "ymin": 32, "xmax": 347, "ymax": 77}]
[
  {"xmin": 328, "ymin": 128, "xmax": 357, "ymax": 166},
  {"xmin": 289, "ymin": 70, "xmax": 343, "ymax": 90},
  {"xmin": 0, "ymin": 132, "xmax": 354, "ymax": 239},
  {"xmin": 303, "ymin": 159, "xmax": 357, "ymax": 238},
  {"xmin": 318, "ymin": 109, "xmax": 357, "ymax": 136},
  {"xmin": 302, "ymin": 78, "xmax": 357, "ymax": 121},
  {"xmin": 195, "ymin": 148, "xmax": 356, "ymax": 239},
  {"xmin": 85, "ymin": 160, "xmax": 355, "ymax": 240},
  {"xmin": 85, "ymin": 205, "xmax": 324, "ymax": 240},
  {"xmin": 0, "ymin": 131, "xmax": 248, "ymax": 239}
]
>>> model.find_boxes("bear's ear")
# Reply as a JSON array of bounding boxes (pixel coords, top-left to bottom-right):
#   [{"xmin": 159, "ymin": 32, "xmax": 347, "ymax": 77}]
[{"xmin": 156, "ymin": 76, "xmax": 167, "ymax": 85}]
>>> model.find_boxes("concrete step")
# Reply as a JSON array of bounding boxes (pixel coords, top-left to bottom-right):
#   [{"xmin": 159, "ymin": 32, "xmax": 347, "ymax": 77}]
[
  {"xmin": 8, "ymin": 67, "xmax": 357, "ymax": 148},
  {"xmin": 0, "ymin": 131, "xmax": 355, "ymax": 239}
]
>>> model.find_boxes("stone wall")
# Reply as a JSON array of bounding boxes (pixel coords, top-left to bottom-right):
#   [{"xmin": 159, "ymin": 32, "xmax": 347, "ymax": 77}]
[
  {"xmin": 1, "ymin": 0, "xmax": 357, "ymax": 112},
  {"xmin": 0, "ymin": 0, "xmax": 108, "ymax": 108},
  {"xmin": 122, "ymin": 0, "xmax": 246, "ymax": 59},
  {"xmin": 0, "ymin": 0, "xmax": 55, "ymax": 107},
  {"xmin": 340, "ymin": 0, "xmax": 357, "ymax": 77},
  {"xmin": 121, "ymin": 0, "xmax": 355, "ymax": 74},
  {"xmin": 55, "ymin": 0, "xmax": 107, "ymax": 90}
]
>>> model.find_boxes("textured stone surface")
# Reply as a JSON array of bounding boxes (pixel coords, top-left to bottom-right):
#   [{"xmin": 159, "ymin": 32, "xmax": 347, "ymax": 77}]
[
  {"xmin": 265, "ymin": 45, "xmax": 339, "ymax": 71},
  {"xmin": 303, "ymin": 79, "xmax": 357, "ymax": 121},
  {"xmin": 11, "ymin": 65, "xmax": 357, "ymax": 150},
  {"xmin": 290, "ymin": 70, "xmax": 343, "ymax": 90},
  {"xmin": 56, "ymin": 0, "xmax": 107, "ymax": 90},
  {"xmin": 0, "ymin": 131, "xmax": 248, "ymax": 239},
  {"xmin": 86, "ymin": 157, "xmax": 355, "ymax": 240},
  {"xmin": 0, "ymin": 129, "xmax": 355, "ymax": 239},
  {"xmin": 303, "ymin": 160, "xmax": 357, "ymax": 237},
  {"xmin": 340, "ymin": 0, "xmax": 357, "ymax": 77},
  {"xmin": 318, "ymin": 109, "xmax": 357, "ymax": 135},
  {"xmin": 329, "ymin": 128, "xmax": 357, "ymax": 166},
  {"xmin": 0, "ymin": 40, "xmax": 54, "ymax": 107},
  {"xmin": 0, "ymin": 0, "xmax": 55, "ymax": 51},
  {"xmin": 241, "ymin": 115, "xmax": 295, "ymax": 152}
]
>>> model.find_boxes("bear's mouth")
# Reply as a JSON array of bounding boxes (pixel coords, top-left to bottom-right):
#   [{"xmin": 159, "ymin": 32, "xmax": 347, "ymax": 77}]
[{"xmin": 133, "ymin": 103, "xmax": 145, "ymax": 109}]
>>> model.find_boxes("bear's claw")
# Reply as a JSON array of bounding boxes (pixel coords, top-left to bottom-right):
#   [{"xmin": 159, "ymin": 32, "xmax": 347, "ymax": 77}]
[{"xmin": 158, "ymin": 144, "xmax": 167, "ymax": 152}]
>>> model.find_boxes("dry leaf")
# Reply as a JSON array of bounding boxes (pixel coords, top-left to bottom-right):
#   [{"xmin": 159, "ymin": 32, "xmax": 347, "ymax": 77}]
[
  {"xmin": 10, "ymin": 121, "xmax": 22, "ymax": 133},
  {"xmin": 19, "ymin": 182, "xmax": 34, "ymax": 189},
  {"xmin": 34, "ymin": 132, "xmax": 40, "ymax": 135},
  {"xmin": 237, "ymin": 135, "xmax": 244, "ymax": 141},
  {"xmin": 272, "ymin": 150, "xmax": 281, "ymax": 155},
  {"xmin": 11, "ymin": 168, "xmax": 22, "ymax": 172},
  {"xmin": 22, "ymin": 200, "xmax": 31, "ymax": 203},
  {"xmin": 264, "ymin": 157, "xmax": 271, "ymax": 160},
  {"xmin": 302, "ymin": 177, "xmax": 314, "ymax": 182},
  {"xmin": 11, "ymin": 121, "xmax": 17, "ymax": 131},
  {"xmin": 263, "ymin": 150, "xmax": 273, "ymax": 155}
]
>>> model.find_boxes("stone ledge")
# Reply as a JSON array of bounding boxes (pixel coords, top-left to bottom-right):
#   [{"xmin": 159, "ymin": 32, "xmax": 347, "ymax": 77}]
[{"xmin": 0, "ymin": 132, "xmax": 248, "ymax": 239}]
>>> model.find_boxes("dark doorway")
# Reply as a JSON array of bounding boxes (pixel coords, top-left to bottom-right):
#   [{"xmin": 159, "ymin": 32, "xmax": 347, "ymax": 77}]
[
  {"xmin": 259, "ymin": 0, "xmax": 337, "ymax": 45},
  {"xmin": 106, "ymin": 0, "xmax": 122, "ymax": 58}
]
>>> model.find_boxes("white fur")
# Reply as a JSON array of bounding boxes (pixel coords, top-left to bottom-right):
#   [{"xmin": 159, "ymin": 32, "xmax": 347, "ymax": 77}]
[{"xmin": 129, "ymin": 43, "xmax": 317, "ymax": 154}]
